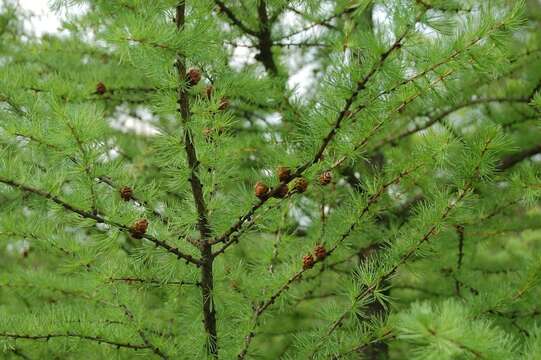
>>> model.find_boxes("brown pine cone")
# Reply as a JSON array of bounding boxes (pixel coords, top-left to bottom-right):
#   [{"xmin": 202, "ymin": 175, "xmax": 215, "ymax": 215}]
[
  {"xmin": 319, "ymin": 171, "xmax": 332, "ymax": 186},
  {"xmin": 272, "ymin": 183, "xmax": 289, "ymax": 198},
  {"xmin": 218, "ymin": 96, "xmax": 230, "ymax": 110},
  {"xmin": 119, "ymin": 186, "xmax": 133, "ymax": 201},
  {"xmin": 96, "ymin": 81, "xmax": 106, "ymax": 95},
  {"xmin": 314, "ymin": 244, "xmax": 327, "ymax": 260},
  {"xmin": 294, "ymin": 178, "xmax": 308, "ymax": 193},
  {"xmin": 130, "ymin": 219, "xmax": 148, "ymax": 239},
  {"xmin": 302, "ymin": 254, "xmax": 315, "ymax": 270},
  {"xmin": 255, "ymin": 182, "xmax": 269, "ymax": 199},
  {"xmin": 203, "ymin": 127, "xmax": 213, "ymax": 139},
  {"xmin": 277, "ymin": 167, "xmax": 291, "ymax": 182},
  {"xmin": 187, "ymin": 68, "xmax": 202, "ymax": 86}
]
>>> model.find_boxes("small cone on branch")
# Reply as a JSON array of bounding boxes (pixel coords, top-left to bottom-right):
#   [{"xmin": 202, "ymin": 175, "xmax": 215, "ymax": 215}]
[
  {"xmin": 204, "ymin": 127, "xmax": 226, "ymax": 141},
  {"xmin": 314, "ymin": 244, "xmax": 327, "ymax": 261},
  {"xmin": 319, "ymin": 171, "xmax": 332, "ymax": 186},
  {"xmin": 218, "ymin": 96, "xmax": 230, "ymax": 111},
  {"xmin": 277, "ymin": 167, "xmax": 291, "ymax": 182},
  {"xmin": 294, "ymin": 177, "xmax": 308, "ymax": 193},
  {"xmin": 96, "ymin": 81, "xmax": 106, "ymax": 95},
  {"xmin": 302, "ymin": 254, "xmax": 315, "ymax": 270},
  {"xmin": 119, "ymin": 186, "xmax": 133, "ymax": 201},
  {"xmin": 187, "ymin": 68, "xmax": 202, "ymax": 86},
  {"xmin": 272, "ymin": 183, "xmax": 289, "ymax": 199},
  {"xmin": 203, "ymin": 127, "xmax": 213, "ymax": 140},
  {"xmin": 130, "ymin": 219, "xmax": 148, "ymax": 239},
  {"xmin": 255, "ymin": 182, "xmax": 269, "ymax": 200}
]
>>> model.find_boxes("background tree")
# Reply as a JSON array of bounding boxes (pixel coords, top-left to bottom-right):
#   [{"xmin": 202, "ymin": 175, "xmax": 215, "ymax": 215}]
[{"xmin": 0, "ymin": 0, "xmax": 540, "ymax": 359}]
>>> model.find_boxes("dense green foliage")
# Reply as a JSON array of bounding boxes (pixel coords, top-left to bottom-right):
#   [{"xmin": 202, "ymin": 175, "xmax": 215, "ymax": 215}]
[{"xmin": 1, "ymin": 0, "xmax": 541, "ymax": 358}]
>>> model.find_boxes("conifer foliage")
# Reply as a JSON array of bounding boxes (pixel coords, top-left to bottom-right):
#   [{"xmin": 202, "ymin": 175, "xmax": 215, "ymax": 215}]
[{"xmin": 1, "ymin": 0, "xmax": 541, "ymax": 358}]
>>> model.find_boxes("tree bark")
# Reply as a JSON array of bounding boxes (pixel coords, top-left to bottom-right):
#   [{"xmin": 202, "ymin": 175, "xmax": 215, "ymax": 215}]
[{"xmin": 176, "ymin": 2, "xmax": 218, "ymax": 356}]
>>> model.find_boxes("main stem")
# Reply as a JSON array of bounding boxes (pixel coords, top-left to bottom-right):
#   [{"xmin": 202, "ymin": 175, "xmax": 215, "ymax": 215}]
[
  {"xmin": 175, "ymin": 2, "xmax": 218, "ymax": 356},
  {"xmin": 256, "ymin": 0, "xmax": 277, "ymax": 75}
]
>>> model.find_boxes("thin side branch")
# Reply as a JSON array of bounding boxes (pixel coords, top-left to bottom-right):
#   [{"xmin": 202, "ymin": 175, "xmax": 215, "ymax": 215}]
[
  {"xmin": 109, "ymin": 277, "xmax": 200, "ymax": 287},
  {"xmin": 121, "ymin": 304, "xmax": 169, "ymax": 359},
  {"xmin": 0, "ymin": 332, "xmax": 151, "ymax": 351},
  {"xmin": 372, "ymin": 97, "xmax": 530, "ymax": 151},
  {"xmin": 214, "ymin": 0, "xmax": 259, "ymax": 36},
  {"xmin": 498, "ymin": 144, "xmax": 541, "ymax": 170},
  {"xmin": 0, "ymin": 177, "xmax": 201, "ymax": 266}
]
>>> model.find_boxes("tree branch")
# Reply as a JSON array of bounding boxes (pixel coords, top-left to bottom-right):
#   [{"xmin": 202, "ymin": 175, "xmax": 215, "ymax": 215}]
[
  {"xmin": 121, "ymin": 304, "xmax": 168, "ymax": 359},
  {"xmin": 13, "ymin": 131, "xmax": 173, "ymax": 228},
  {"xmin": 0, "ymin": 177, "xmax": 201, "ymax": 266},
  {"xmin": 498, "ymin": 144, "xmax": 541, "ymax": 170},
  {"xmin": 109, "ymin": 277, "xmax": 200, "ymax": 287},
  {"xmin": 372, "ymin": 97, "xmax": 530, "ymax": 151},
  {"xmin": 0, "ymin": 332, "xmax": 151, "ymax": 351},
  {"xmin": 255, "ymin": 1, "xmax": 277, "ymax": 75},
  {"xmin": 175, "ymin": 2, "xmax": 218, "ymax": 356},
  {"xmin": 214, "ymin": 0, "xmax": 259, "ymax": 36}
]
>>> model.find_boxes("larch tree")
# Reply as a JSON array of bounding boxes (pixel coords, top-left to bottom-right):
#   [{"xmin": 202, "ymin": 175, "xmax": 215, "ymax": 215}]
[{"xmin": 1, "ymin": 0, "xmax": 541, "ymax": 359}]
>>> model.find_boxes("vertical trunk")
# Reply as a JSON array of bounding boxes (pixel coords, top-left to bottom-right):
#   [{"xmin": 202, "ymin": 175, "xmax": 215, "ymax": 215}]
[
  {"xmin": 176, "ymin": 2, "xmax": 218, "ymax": 357},
  {"xmin": 201, "ymin": 242, "xmax": 218, "ymax": 356},
  {"xmin": 256, "ymin": 0, "xmax": 278, "ymax": 75}
]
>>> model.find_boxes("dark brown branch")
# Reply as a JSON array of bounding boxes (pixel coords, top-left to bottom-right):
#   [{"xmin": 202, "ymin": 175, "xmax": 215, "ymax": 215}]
[
  {"xmin": 14, "ymin": 131, "xmax": 173, "ymax": 227},
  {"xmin": 237, "ymin": 270, "xmax": 304, "ymax": 359},
  {"xmin": 211, "ymin": 203, "xmax": 278, "ymax": 257},
  {"xmin": 175, "ymin": 3, "xmax": 218, "ymax": 356},
  {"xmin": 498, "ymin": 144, "xmax": 541, "ymax": 170},
  {"xmin": 456, "ymin": 225, "xmax": 465, "ymax": 271},
  {"xmin": 283, "ymin": 5, "xmax": 338, "ymax": 30},
  {"xmin": 96, "ymin": 176, "xmax": 172, "ymax": 225},
  {"xmin": 274, "ymin": 8, "xmax": 345, "ymax": 41},
  {"xmin": 125, "ymin": 37, "xmax": 174, "ymax": 51},
  {"xmin": 455, "ymin": 225, "xmax": 465, "ymax": 296},
  {"xmin": 255, "ymin": 1, "xmax": 278, "ymax": 75},
  {"xmin": 0, "ymin": 332, "xmax": 151, "ymax": 351},
  {"xmin": 209, "ymin": 197, "xmax": 266, "ymax": 246},
  {"xmin": 0, "ymin": 177, "xmax": 201, "ymax": 266},
  {"xmin": 214, "ymin": 0, "xmax": 259, "ymax": 36},
  {"xmin": 121, "ymin": 304, "xmax": 168, "ymax": 359},
  {"xmin": 273, "ymin": 41, "xmax": 328, "ymax": 48},
  {"xmin": 372, "ymin": 97, "xmax": 530, "ymax": 151},
  {"xmin": 109, "ymin": 277, "xmax": 200, "ymax": 287}
]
